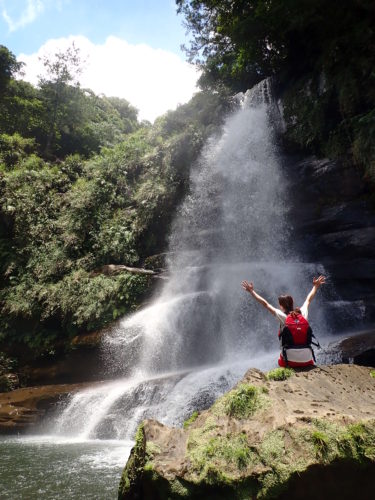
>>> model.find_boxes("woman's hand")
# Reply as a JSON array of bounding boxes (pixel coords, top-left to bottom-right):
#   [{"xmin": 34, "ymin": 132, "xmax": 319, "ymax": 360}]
[
  {"xmin": 313, "ymin": 275, "xmax": 326, "ymax": 288},
  {"xmin": 241, "ymin": 280, "xmax": 254, "ymax": 293}
]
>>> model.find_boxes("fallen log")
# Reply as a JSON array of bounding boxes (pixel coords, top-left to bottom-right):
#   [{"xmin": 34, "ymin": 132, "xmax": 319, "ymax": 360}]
[{"xmin": 90, "ymin": 264, "xmax": 167, "ymax": 278}]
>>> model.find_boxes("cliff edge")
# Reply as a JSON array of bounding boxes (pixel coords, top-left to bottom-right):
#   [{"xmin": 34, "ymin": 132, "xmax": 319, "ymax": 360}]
[{"xmin": 119, "ymin": 364, "xmax": 375, "ymax": 499}]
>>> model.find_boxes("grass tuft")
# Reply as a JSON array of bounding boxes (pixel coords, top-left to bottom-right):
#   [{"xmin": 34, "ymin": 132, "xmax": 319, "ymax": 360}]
[
  {"xmin": 183, "ymin": 411, "xmax": 199, "ymax": 429},
  {"xmin": 222, "ymin": 384, "xmax": 268, "ymax": 419},
  {"xmin": 311, "ymin": 430, "xmax": 329, "ymax": 456},
  {"xmin": 267, "ymin": 367, "xmax": 294, "ymax": 381}
]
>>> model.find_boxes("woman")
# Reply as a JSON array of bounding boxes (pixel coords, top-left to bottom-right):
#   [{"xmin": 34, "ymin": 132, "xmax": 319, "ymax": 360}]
[{"xmin": 241, "ymin": 276, "xmax": 326, "ymax": 367}]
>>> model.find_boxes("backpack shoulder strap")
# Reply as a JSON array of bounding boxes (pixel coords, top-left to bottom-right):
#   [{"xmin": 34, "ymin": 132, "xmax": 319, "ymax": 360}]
[{"xmin": 311, "ymin": 332, "xmax": 321, "ymax": 349}]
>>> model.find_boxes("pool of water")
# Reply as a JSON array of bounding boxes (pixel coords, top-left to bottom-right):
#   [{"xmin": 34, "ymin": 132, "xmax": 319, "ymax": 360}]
[{"xmin": 0, "ymin": 436, "xmax": 132, "ymax": 499}]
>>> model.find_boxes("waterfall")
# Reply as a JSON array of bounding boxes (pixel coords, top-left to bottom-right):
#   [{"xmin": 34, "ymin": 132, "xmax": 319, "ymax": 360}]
[{"xmin": 50, "ymin": 81, "xmax": 328, "ymax": 440}]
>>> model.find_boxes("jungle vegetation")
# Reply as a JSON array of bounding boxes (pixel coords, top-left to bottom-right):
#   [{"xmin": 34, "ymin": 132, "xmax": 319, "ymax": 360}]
[
  {"xmin": 0, "ymin": 44, "xmax": 230, "ymax": 360},
  {"xmin": 177, "ymin": 0, "xmax": 375, "ymax": 179}
]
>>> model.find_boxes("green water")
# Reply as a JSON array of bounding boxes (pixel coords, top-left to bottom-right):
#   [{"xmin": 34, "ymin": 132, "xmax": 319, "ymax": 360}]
[{"xmin": 0, "ymin": 436, "xmax": 132, "ymax": 499}]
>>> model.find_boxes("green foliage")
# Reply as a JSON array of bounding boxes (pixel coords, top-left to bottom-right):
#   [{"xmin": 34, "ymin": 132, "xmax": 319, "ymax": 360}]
[
  {"xmin": 177, "ymin": 1, "xmax": 375, "ymax": 179},
  {"xmin": 0, "ymin": 51, "xmax": 231, "ymax": 358},
  {"xmin": 0, "ymin": 352, "xmax": 18, "ymax": 392},
  {"xmin": 0, "ymin": 45, "xmax": 23, "ymax": 93},
  {"xmin": 183, "ymin": 411, "xmax": 199, "ymax": 429},
  {"xmin": 0, "ymin": 133, "xmax": 36, "ymax": 169},
  {"xmin": 370, "ymin": 370, "xmax": 375, "ymax": 378},
  {"xmin": 0, "ymin": 45, "xmax": 140, "ymax": 161},
  {"xmin": 0, "ymin": 352, "xmax": 16, "ymax": 374},
  {"xmin": 221, "ymin": 384, "xmax": 268, "ymax": 419},
  {"xmin": 311, "ymin": 430, "xmax": 329, "ymax": 456},
  {"xmin": 267, "ymin": 367, "xmax": 294, "ymax": 381}
]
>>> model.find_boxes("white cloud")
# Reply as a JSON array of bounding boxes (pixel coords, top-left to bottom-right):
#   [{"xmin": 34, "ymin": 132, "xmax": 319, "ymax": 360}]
[
  {"xmin": 18, "ymin": 35, "xmax": 200, "ymax": 122},
  {"xmin": 2, "ymin": 0, "xmax": 45, "ymax": 32}
]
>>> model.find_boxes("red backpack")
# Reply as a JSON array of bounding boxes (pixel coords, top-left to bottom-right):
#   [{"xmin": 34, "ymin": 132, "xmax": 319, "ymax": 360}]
[
  {"xmin": 278, "ymin": 312, "xmax": 320, "ymax": 366},
  {"xmin": 279, "ymin": 312, "xmax": 312, "ymax": 347}
]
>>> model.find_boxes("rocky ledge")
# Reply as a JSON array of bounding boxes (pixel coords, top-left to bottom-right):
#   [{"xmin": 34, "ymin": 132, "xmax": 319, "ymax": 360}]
[
  {"xmin": 0, "ymin": 381, "xmax": 95, "ymax": 433},
  {"xmin": 119, "ymin": 364, "xmax": 375, "ymax": 499}
]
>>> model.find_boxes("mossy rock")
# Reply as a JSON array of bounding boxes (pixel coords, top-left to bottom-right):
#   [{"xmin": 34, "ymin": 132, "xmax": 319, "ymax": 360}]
[
  {"xmin": 118, "ymin": 366, "xmax": 375, "ymax": 499},
  {"xmin": 118, "ymin": 424, "xmax": 147, "ymax": 499}
]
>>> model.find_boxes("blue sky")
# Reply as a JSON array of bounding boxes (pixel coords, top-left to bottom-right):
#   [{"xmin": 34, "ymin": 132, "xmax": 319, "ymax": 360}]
[
  {"xmin": 1, "ymin": 0, "xmax": 187, "ymax": 56},
  {"xmin": 0, "ymin": 0, "xmax": 198, "ymax": 121}
]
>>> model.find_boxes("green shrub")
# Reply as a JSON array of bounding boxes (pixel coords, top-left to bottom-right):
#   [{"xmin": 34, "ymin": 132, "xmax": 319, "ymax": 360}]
[
  {"xmin": 267, "ymin": 367, "xmax": 294, "ymax": 381},
  {"xmin": 223, "ymin": 384, "xmax": 267, "ymax": 419},
  {"xmin": 0, "ymin": 133, "xmax": 36, "ymax": 169}
]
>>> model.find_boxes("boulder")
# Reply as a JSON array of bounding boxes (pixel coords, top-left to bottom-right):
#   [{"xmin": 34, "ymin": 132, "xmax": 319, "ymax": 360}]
[
  {"xmin": 322, "ymin": 330, "xmax": 375, "ymax": 367},
  {"xmin": 119, "ymin": 364, "xmax": 375, "ymax": 499}
]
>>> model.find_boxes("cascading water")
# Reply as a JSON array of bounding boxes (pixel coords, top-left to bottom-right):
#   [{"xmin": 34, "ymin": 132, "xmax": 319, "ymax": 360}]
[{"xmin": 49, "ymin": 80, "xmax": 329, "ymax": 446}]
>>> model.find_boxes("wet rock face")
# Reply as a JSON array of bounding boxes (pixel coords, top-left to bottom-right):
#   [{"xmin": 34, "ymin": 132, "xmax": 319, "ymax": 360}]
[
  {"xmin": 285, "ymin": 156, "xmax": 375, "ymax": 329},
  {"xmin": 15, "ymin": 329, "xmax": 112, "ymax": 387},
  {"xmin": 118, "ymin": 365, "xmax": 375, "ymax": 500},
  {"xmin": 322, "ymin": 330, "xmax": 375, "ymax": 367}
]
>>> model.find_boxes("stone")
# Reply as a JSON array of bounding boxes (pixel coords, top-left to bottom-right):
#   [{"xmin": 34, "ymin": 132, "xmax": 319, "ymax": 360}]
[
  {"xmin": 118, "ymin": 364, "xmax": 375, "ymax": 499},
  {"xmin": 322, "ymin": 330, "xmax": 375, "ymax": 366}
]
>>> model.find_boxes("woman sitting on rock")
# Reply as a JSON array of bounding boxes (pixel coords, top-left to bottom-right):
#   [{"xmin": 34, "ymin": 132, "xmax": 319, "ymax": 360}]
[{"xmin": 241, "ymin": 276, "xmax": 326, "ymax": 367}]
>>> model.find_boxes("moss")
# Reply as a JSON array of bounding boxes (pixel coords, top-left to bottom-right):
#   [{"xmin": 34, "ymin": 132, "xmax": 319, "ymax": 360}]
[
  {"xmin": 311, "ymin": 430, "xmax": 330, "ymax": 457},
  {"xmin": 267, "ymin": 367, "xmax": 294, "ymax": 381},
  {"xmin": 169, "ymin": 478, "xmax": 191, "ymax": 497},
  {"xmin": 259, "ymin": 430, "xmax": 286, "ymax": 463},
  {"xmin": 145, "ymin": 441, "xmax": 161, "ymax": 458},
  {"xmin": 187, "ymin": 426, "xmax": 257, "ymax": 479},
  {"xmin": 345, "ymin": 422, "xmax": 375, "ymax": 462},
  {"xmin": 256, "ymin": 421, "xmax": 375, "ymax": 498},
  {"xmin": 183, "ymin": 410, "xmax": 199, "ymax": 429},
  {"xmin": 214, "ymin": 384, "xmax": 269, "ymax": 419},
  {"xmin": 370, "ymin": 370, "xmax": 375, "ymax": 379},
  {"xmin": 118, "ymin": 423, "xmax": 146, "ymax": 499},
  {"xmin": 298, "ymin": 419, "xmax": 375, "ymax": 465},
  {"xmin": 256, "ymin": 430, "xmax": 296, "ymax": 499},
  {"xmin": 119, "ymin": 416, "xmax": 375, "ymax": 499}
]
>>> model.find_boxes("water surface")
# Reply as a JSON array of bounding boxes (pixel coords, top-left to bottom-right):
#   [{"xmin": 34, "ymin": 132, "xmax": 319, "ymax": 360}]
[{"xmin": 0, "ymin": 436, "xmax": 131, "ymax": 499}]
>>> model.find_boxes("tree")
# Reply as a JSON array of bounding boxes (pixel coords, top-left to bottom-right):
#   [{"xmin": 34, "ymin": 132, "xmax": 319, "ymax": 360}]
[
  {"xmin": 38, "ymin": 43, "xmax": 84, "ymax": 156},
  {"xmin": 176, "ymin": 0, "xmax": 375, "ymax": 91},
  {"xmin": 0, "ymin": 45, "xmax": 23, "ymax": 95}
]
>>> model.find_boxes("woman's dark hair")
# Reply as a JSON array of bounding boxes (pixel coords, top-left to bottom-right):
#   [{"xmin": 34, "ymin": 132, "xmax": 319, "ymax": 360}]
[
  {"xmin": 278, "ymin": 295, "xmax": 301, "ymax": 315},
  {"xmin": 278, "ymin": 295, "xmax": 293, "ymax": 313}
]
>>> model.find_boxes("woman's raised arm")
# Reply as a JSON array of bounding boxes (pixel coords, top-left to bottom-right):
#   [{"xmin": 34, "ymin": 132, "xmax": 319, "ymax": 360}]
[
  {"xmin": 303, "ymin": 275, "xmax": 326, "ymax": 308},
  {"xmin": 241, "ymin": 281, "xmax": 277, "ymax": 316}
]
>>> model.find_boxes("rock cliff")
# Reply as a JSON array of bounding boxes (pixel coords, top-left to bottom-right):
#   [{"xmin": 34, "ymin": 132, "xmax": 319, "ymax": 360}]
[
  {"xmin": 119, "ymin": 364, "xmax": 375, "ymax": 499},
  {"xmin": 285, "ymin": 156, "xmax": 375, "ymax": 329}
]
